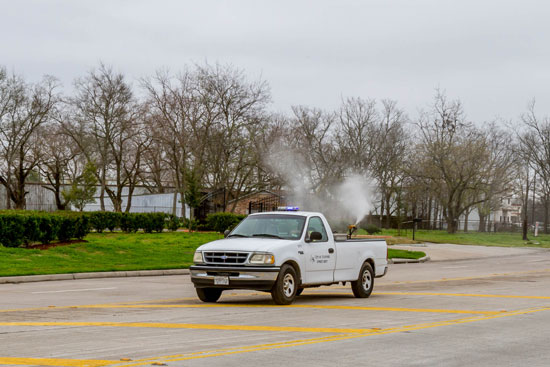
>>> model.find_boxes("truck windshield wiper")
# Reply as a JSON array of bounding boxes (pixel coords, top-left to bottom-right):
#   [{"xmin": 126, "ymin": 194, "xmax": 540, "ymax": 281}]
[
  {"xmin": 252, "ymin": 234, "xmax": 283, "ymax": 239},
  {"xmin": 227, "ymin": 234, "xmax": 249, "ymax": 238}
]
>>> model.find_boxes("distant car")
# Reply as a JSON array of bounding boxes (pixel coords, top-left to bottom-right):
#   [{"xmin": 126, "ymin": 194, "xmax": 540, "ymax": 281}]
[{"xmin": 190, "ymin": 210, "xmax": 388, "ymax": 304}]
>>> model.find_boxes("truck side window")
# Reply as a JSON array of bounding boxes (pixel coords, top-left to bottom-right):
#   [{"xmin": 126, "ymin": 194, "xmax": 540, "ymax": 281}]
[{"xmin": 307, "ymin": 217, "xmax": 328, "ymax": 242}]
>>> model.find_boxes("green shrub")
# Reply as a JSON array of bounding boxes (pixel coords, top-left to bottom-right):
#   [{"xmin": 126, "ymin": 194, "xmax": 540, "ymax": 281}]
[
  {"xmin": 364, "ymin": 224, "xmax": 382, "ymax": 235},
  {"xmin": 142, "ymin": 213, "xmax": 166, "ymax": 233},
  {"xmin": 0, "ymin": 213, "xmax": 26, "ymax": 247},
  {"xmin": 89, "ymin": 212, "xmax": 107, "ymax": 233},
  {"xmin": 120, "ymin": 213, "xmax": 140, "ymax": 233},
  {"xmin": 104, "ymin": 212, "xmax": 121, "ymax": 232},
  {"xmin": 183, "ymin": 218, "xmax": 199, "ymax": 231},
  {"xmin": 0, "ymin": 210, "xmax": 91, "ymax": 247},
  {"xmin": 167, "ymin": 215, "xmax": 180, "ymax": 231},
  {"xmin": 57, "ymin": 213, "xmax": 90, "ymax": 241},
  {"xmin": 205, "ymin": 212, "xmax": 246, "ymax": 233}
]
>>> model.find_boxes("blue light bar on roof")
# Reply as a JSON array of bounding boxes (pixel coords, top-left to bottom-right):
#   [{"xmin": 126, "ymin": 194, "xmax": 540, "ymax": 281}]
[{"xmin": 277, "ymin": 206, "xmax": 300, "ymax": 211}]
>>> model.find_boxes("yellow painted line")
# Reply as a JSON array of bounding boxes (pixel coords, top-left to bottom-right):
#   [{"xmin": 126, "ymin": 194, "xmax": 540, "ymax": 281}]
[
  {"xmin": 0, "ymin": 321, "xmax": 375, "ymax": 334},
  {"xmin": 0, "ymin": 298, "xmax": 195, "ymax": 314},
  {"xmin": 113, "ymin": 306, "xmax": 550, "ymax": 366},
  {"xmin": 4, "ymin": 306, "xmax": 550, "ymax": 367},
  {"xmin": 31, "ymin": 302, "xmax": 499, "ymax": 315},
  {"xmin": 299, "ymin": 290, "xmax": 550, "ymax": 300},
  {"xmin": 377, "ymin": 268, "xmax": 550, "ymax": 285},
  {"xmin": 374, "ymin": 291, "xmax": 550, "ymax": 299},
  {"xmin": 0, "ymin": 357, "xmax": 114, "ymax": 367}
]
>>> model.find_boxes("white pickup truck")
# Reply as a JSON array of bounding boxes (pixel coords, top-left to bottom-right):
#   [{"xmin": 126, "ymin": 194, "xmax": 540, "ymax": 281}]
[{"xmin": 190, "ymin": 210, "xmax": 388, "ymax": 304}]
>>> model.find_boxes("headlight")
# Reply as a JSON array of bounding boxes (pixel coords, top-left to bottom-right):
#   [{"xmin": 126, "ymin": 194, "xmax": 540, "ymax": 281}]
[
  {"xmin": 249, "ymin": 253, "xmax": 275, "ymax": 265},
  {"xmin": 193, "ymin": 251, "xmax": 204, "ymax": 263}
]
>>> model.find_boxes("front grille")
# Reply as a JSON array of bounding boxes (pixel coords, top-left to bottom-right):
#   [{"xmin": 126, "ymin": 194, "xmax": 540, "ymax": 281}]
[{"xmin": 204, "ymin": 252, "xmax": 249, "ymax": 264}]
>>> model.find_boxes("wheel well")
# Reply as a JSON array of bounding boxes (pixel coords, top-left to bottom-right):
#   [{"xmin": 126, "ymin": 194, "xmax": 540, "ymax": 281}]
[
  {"xmin": 283, "ymin": 260, "xmax": 302, "ymax": 285},
  {"xmin": 365, "ymin": 258, "xmax": 375, "ymax": 273}
]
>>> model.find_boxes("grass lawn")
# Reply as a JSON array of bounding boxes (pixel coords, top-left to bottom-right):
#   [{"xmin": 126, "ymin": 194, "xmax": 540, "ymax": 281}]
[
  {"xmin": 0, "ymin": 232, "xmax": 425, "ymax": 277},
  {"xmin": 368, "ymin": 228, "xmax": 550, "ymax": 248}
]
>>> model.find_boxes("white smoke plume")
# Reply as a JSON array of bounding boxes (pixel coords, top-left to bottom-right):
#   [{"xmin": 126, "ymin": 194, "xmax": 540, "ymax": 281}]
[{"xmin": 265, "ymin": 143, "xmax": 374, "ymax": 229}]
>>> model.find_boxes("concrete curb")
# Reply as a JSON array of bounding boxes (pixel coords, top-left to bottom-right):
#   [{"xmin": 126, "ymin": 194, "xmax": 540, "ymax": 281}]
[
  {"xmin": 1, "ymin": 256, "xmax": 431, "ymax": 284},
  {"xmin": 390, "ymin": 256, "xmax": 431, "ymax": 264},
  {"xmin": 0, "ymin": 269, "xmax": 190, "ymax": 284}
]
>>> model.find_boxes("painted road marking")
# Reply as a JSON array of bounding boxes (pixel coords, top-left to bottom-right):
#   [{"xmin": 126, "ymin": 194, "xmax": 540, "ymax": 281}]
[
  {"xmin": 0, "ymin": 321, "xmax": 378, "ymax": 334},
  {"xmin": 377, "ymin": 268, "xmax": 550, "ymax": 285},
  {"xmin": 0, "ymin": 298, "xmax": 196, "ymax": 313},
  {"xmin": 0, "ymin": 357, "xmax": 114, "ymax": 367},
  {"xmin": 111, "ymin": 306, "xmax": 550, "ymax": 367},
  {"xmin": 0, "ymin": 303, "xmax": 499, "ymax": 315},
  {"xmin": 298, "ymin": 290, "xmax": 550, "ymax": 300},
  {"xmin": 374, "ymin": 291, "xmax": 550, "ymax": 299},
  {"xmin": 3, "ymin": 306, "xmax": 550, "ymax": 366},
  {"xmin": 31, "ymin": 287, "xmax": 117, "ymax": 294}
]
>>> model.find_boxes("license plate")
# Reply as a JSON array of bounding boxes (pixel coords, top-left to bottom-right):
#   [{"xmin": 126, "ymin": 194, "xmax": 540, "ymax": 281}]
[{"xmin": 214, "ymin": 276, "xmax": 229, "ymax": 285}]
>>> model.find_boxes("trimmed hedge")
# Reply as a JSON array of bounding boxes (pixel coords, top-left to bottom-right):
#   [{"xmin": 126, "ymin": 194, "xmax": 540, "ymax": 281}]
[
  {"xmin": 0, "ymin": 210, "xmax": 192, "ymax": 248},
  {"xmin": 0, "ymin": 211, "xmax": 90, "ymax": 248},
  {"xmin": 205, "ymin": 212, "xmax": 247, "ymax": 233}
]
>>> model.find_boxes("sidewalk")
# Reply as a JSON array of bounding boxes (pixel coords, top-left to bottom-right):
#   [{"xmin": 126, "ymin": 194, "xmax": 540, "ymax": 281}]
[{"xmin": 391, "ymin": 242, "xmax": 546, "ymax": 262}]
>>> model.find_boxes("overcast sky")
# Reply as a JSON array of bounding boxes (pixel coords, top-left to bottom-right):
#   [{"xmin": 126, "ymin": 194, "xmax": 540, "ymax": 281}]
[{"xmin": 2, "ymin": 0, "xmax": 549, "ymax": 123}]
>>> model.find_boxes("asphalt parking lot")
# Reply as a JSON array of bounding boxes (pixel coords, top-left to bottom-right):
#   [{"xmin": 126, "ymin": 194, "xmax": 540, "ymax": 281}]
[{"xmin": 2, "ymin": 245, "xmax": 550, "ymax": 367}]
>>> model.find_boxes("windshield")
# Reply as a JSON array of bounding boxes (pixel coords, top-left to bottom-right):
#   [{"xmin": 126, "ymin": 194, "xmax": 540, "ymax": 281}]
[{"xmin": 229, "ymin": 214, "xmax": 306, "ymax": 240}]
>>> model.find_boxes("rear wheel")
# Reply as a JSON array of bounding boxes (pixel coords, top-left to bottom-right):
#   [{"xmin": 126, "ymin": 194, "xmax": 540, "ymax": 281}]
[
  {"xmin": 351, "ymin": 262, "xmax": 374, "ymax": 298},
  {"xmin": 271, "ymin": 264, "xmax": 298, "ymax": 305},
  {"xmin": 196, "ymin": 288, "xmax": 222, "ymax": 302}
]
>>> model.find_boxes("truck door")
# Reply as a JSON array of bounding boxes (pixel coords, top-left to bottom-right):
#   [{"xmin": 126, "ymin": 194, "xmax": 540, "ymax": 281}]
[{"xmin": 303, "ymin": 216, "xmax": 336, "ymax": 284}]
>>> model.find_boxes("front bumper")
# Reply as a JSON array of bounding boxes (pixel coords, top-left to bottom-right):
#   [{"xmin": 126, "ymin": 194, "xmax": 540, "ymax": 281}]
[{"xmin": 190, "ymin": 265, "xmax": 280, "ymax": 290}]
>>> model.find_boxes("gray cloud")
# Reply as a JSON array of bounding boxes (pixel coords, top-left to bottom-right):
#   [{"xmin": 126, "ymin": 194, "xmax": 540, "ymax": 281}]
[{"xmin": 2, "ymin": 0, "xmax": 549, "ymax": 122}]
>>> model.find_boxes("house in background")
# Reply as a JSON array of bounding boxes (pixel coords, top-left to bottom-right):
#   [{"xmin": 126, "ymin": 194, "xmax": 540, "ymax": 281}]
[
  {"xmin": 493, "ymin": 196, "xmax": 522, "ymax": 224},
  {"xmin": 229, "ymin": 190, "xmax": 286, "ymax": 215}
]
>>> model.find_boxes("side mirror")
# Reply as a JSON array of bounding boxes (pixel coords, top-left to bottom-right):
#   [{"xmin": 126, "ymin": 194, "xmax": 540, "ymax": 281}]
[
  {"xmin": 224, "ymin": 229, "xmax": 230, "ymax": 238},
  {"xmin": 308, "ymin": 231, "xmax": 323, "ymax": 242}
]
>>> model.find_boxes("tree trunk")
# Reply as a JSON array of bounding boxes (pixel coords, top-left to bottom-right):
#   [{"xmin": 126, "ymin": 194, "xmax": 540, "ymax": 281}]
[
  {"xmin": 125, "ymin": 186, "xmax": 135, "ymax": 213},
  {"xmin": 433, "ymin": 203, "xmax": 438, "ymax": 230},
  {"xmin": 427, "ymin": 198, "xmax": 432, "ymax": 230},
  {"xmin": 385, "ymin": 194, "xmax": 391, "ymax": 229},
  {"xmin": 179, "ymin": 191, "xmax": 186, "ymax": 219},
  {"xmin": 544, "ymin": 194, "xmax": 549, "ymax": 234},
  {"xmin": 99, "ymin": 185, "xmax": 105, "ymax": 211},
  {"xmin": 172, "ymin": 191, "xmax": 178, "ymax": 216},
  {"xmin": 379, "ymin": 196, "xmax": 385, "ymax": 229},
  {"xmin": 478, "ymin": 213, "xmax": 486, "ymax": 232},
  {"xmin": 464, "ymin": 211, "xmax": 469, "ymax": 232},
  {"xmin": 523, "ymin": 169, "xmax": 530, "ymax": 241},
  {"xmin": 447, "ymin": 217, "xmax": 457, "ymax": 234}
]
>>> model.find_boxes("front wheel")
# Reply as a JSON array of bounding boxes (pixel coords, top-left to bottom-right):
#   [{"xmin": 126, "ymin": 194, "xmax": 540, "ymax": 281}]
[
  {"xmin": 196, "ymin": 288, "xmax": 222, "ymax": 302},
  {"xmin": 271, "ymin": 264, "xmax": 298, "ymax": 305},
  {"xmin": 351, "ymin": 262, "xmax": 374, "ymax": 298}
]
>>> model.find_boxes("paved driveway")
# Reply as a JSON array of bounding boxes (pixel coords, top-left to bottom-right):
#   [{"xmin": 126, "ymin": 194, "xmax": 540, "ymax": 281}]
[{"xmin": 1, "ymin": 246, "xmax": 550, "ymax": 367}]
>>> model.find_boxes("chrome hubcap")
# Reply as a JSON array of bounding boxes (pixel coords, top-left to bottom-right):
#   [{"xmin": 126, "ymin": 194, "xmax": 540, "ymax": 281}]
[
  {"xmin": 283, "ymin": 273, "xmax": 295, "ymax": 297},
  {"xmin": 362, "ymin": 270, "xmax": 372, "ymax": 291}
]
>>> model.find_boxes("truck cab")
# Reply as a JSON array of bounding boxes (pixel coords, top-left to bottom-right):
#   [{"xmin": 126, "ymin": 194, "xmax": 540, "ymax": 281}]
[{"xmin": 190, "ymin": 210, "xmax": 388, "ymax": 304}]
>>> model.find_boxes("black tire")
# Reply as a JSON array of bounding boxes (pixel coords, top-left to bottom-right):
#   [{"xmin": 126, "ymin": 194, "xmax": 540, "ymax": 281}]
[
  {"xmin": 295, "ymin": 288, "xmax": 304, "ymax": 296},
  {"xmin": 196, "ymin": 287, "xmax": 222, "ymax": 302},
  {"xmin": 351, "ymin": 262, "xmax": 374, "ymax": 298},
  {"xmin": 271, "ymin": 264, "xmax": 298, "ymax": 305}
]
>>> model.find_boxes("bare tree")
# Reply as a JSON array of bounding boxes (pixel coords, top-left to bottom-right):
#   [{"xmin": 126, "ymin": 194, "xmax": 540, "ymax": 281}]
[
  {"xmin": 39, "ymin": 122, "xmax": 80, "ymax": 210},
  {"xmin": 197, "ymin": 63, "xmax": 271, "ymax": 211},
  {"xmin": 373, "ymin": 100, "xmax": 408, "ymax": 228},
  {"xmin": 415, "ymin": 91, "xmax": 490, "ymax": 233},
  {"xmin": 67, "ymin": 63, "xmax": 141, "ymax": 212},
  {"xmin": 0, "ymin": 68, "xmax": 59, "ymax": 209}
]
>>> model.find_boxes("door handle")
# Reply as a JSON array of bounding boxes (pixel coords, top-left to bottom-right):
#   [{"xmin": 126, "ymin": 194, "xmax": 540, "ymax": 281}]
[{"xmin": 328, "ymin": 248, "xmax": 334, "ymax": 254}]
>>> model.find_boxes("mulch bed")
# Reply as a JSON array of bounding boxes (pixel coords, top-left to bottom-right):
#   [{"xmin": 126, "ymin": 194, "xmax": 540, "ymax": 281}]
[{"xmin": 27, "ymin": 239, "xmax": 87, "ymax": 250}]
